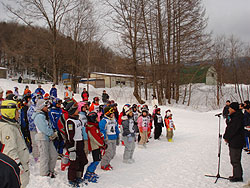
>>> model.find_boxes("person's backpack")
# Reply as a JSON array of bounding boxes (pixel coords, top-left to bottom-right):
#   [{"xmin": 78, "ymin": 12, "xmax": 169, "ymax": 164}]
[{"xmin": 57, "ymin": 109, "xmax": 69, "ymax": 141}]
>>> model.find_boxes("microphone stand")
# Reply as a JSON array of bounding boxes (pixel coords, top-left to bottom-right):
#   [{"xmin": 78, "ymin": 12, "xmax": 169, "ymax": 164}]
[{"xmin": 205, "ymin": 113, "xmax": 229, "ymax": 183}]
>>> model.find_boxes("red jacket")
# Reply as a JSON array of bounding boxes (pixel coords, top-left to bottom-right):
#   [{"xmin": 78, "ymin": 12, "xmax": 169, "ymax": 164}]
[{"xmin": 86, "ymin": 122, "xmax": 104, "ymax": 151}]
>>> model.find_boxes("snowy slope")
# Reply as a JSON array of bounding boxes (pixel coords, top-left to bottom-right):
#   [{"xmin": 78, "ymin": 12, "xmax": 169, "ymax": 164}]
[{"xmin": 0, "ymin": 79, "xmax": 249, "ymax": 187}]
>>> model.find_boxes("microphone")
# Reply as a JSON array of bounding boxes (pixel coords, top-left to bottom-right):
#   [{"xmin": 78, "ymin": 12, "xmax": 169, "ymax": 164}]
[{"xmin": 215, "ymin": 113, "xmax": 222, "ymax": 117}]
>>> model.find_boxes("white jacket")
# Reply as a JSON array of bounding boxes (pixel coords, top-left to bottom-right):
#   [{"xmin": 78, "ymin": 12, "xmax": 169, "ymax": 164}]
[{"xmin": 0, "ymin": 120, "xmax": 30, "ymax": 187}]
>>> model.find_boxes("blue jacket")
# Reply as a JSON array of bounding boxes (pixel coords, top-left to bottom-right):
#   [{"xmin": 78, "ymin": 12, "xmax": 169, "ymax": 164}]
[
  {"xmin": 27, "ymin": 104, "xmax": 37, "ymax": 131},
  {"xmin": 50, "ymin": 88, "xmax": 57, "ymax": 98},
  {"xmin": 32, "ymin": 112, "xmax": 54, "ymax": 141},
  {"xmin": 99, "ymin": 116, "xmax": 120, "ymax": 140},
  {"xmin": 35, "ymin": 88, "xmax": 45, "ymax": 96},
  {"xmin": 48, "ymin": 107, "xmax": 62, "ymax": 131},
  {"xmin": 79, "ymin": 111, "xmax": 88, "ymax": 141}
]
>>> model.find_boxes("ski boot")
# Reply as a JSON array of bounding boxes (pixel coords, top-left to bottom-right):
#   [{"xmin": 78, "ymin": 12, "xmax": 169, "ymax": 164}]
[
  {"xmin": 68, "ymin": 180, "xmax": 80, "ymax": 187},
  {"xmin": 84, "ymin": 171, "xmax": 98, "ymax": 183}
]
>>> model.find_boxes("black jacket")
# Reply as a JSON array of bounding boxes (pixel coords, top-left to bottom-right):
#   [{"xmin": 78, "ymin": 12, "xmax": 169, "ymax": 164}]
[
  {"xmin": 102, "ymin": 93, "xmax": 109, "ymax": 103},
  {"xmin": 223, "ymin": 110, "xmax": 245, "ymax": 149},
  {"xmin": 222, "ymin": 105, "xmax": 229, "ymax": 119},
  {"xmin": 0, "ymin": 152, "xmax": 21, "ymax": 188}
]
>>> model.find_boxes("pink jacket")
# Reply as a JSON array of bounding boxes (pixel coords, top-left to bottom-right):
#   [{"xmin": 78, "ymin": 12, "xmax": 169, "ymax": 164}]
[{"xmin": 137, "ymin": 116, "xmax": 150, "ymax": 132}]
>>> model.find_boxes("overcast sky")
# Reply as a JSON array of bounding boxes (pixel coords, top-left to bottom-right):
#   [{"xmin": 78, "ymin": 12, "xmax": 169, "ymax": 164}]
[{"xmin": 0, "ymin": 0, "xmax": 250, "ymax": 45}]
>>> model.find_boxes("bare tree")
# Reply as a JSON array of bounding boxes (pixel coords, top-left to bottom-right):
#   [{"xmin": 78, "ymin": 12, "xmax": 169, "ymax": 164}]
[{"xmin": 3, "ymin": 0, "xmax": 79, "ymax": 84}]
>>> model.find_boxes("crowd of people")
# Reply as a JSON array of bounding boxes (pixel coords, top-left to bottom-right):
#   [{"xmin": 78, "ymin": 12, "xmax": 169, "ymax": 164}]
[
  {"xmin": 222, "ymin": 100, "xmax": 250, "ymax": 182},
  {"xmin": 0, "ymin": 85, "xmax": 175, "ymax": 187}
]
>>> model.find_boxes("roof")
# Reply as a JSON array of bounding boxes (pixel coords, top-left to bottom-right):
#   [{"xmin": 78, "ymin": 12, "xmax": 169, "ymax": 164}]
[{"xmin": 91, "ymin": 72, "xmax": 144, "ymax": 79}]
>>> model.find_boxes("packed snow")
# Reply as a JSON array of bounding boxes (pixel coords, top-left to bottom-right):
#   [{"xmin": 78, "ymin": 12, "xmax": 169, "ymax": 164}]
[{"xmin": 0, "ymin": 79, "xmax": 249, "ymax": 188}]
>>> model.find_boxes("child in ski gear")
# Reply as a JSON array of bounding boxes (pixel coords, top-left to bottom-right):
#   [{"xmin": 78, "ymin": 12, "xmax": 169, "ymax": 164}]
[
  {"xmin": 99, "ymin": 106, "xmax": 120, "ymax": 170},
  {"xmin": 65, "ymin": 101, "xmax": 88, "ymax": 186},
  {"xmin": 102, "ymin": 90, "xmax": 109, "ymax": 104},
  {"xmin": 137, "ymin": 107, "xmax": 150, "ymax": 147},
  {"xmin": 78, "ymin": 101, "xmax": 89, "ymax": 156},
  {"xmin": 122, "ymin": 106, "xmax": 136, "ymax": 164},
  {"xmin": 165, "ymin": 110, "xmax": 176, "ymax": 142},
  {"xmin": 33, "ymin": 99, "xmax": 58, "ymax": 178},
  {"xmin": 81, "ymin": 88, "xmax": 89, "ymax": 102},
  {"xmin": 14, "ymin": 87, "xmax": 19, "ymax": 96},
  {"xmin": 23, "ymin": 86, "xmax": 31, "ymax": 96},
  {"xmin": 49, "ymin": 84, "xmax": 57, "ymax": 98},
  {"xmin": 154, "ymin": 108, "xmax": 164, "ymax": 140},
  {"xmin": 84, "ymin": 112, "xmax": 105, "ymax": 183},
  {"xmin": 48, "ymin": 98, "xmax": 64, "ymax": 156},
  {"xmin": 0, "ymin": 141, "xmax": 21, "ymax": 188},
  {"xmin": 97, "ymin": 105, "xmax": 104, "ymax": 122},
  {"xmin": 89, "ymin": 97, "xmax": 100, "ymax": 113},
  {"xmin": 35, "ymin": 85, "xmax": 45, "ymax": 96},
  {"xmin": 0, "ymin": 100, "xmax": 30, "ymax": 187}
]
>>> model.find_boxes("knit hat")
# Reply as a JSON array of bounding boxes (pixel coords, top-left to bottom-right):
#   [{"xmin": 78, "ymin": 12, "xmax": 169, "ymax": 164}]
[
  {"xmin": 104, "ymin": 106, "xmax": 114, "ymax": 117},
  {"xmin": 65, "ymin": 101, "xmax": 78, "ymax": 115},
  {"xmin": 35, "ymin": 99, "xmax": 50, "ymax": 111},
  {"xmin": 229, "ymin": 102, "xmax": 239, "ymax": 111},
  {"xmin": 0, "ymin": 100, "xmax": 17, "ymax": 119},
  {"xmin": 78, "ymin": 101, "xmax": 87, "ymax": 112},
  {"xmin": 141, "ymin": 107, "xmax": 148, "ymax": 113},
  {"xmin": 124, "ymin": 106, "xmax": 132, "ymax": 116}
]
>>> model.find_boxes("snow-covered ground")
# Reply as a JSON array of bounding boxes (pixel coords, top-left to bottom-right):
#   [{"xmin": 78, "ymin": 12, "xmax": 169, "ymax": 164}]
[{"xmin": 0, "ymin": 79, "xmax": 249, "ymax": 187}]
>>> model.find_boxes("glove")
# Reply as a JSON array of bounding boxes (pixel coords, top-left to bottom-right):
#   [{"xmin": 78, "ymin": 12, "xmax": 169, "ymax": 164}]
[
  {"xmin": 69, "ymin": 151, "xmax": 76, "ymax": 161},
  {"xmin": 128, "ymin": 135, "xmax": 133, "ymax": 143},
  {"xmin": 102, "ymin": 143, "xmax": 108, "ymax": 150},
  {"xmin": 174, "ymin": 126, "xmax": 176, "ymax": 130},
  {"xmin": 167, "ymin": 128, "xmax": 171, "ymax": 131},
  {"xmin": 49, "ymin": 131, "xmax": 58, "ymax": 141}
]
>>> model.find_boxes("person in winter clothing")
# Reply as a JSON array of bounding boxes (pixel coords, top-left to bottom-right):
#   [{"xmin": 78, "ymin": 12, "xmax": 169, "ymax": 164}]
[
  {"xmin": 122, "ymin": 106, "xmax": 136, "ymax": 164},
  {"xmin": 243, "ymin": 105, "xmax": 250, "ymax": 154},
  {"xmin": 102, "ymin": 90, "xmax": 109, "ymax": 104},
  {"xmin": 50, "ymin": 84, "xmax": 57, "ymax": 98},
  {"xmin": 27, "ymin": 94, "xmax": 42, "ymax": 161},
  {"xmin": 18, "ymin": 76, "xmax": 22, "ymax": 83},
  {"xmin": 64, "ymin": 86, "xmax": 74, "ymax": 100},
  {"xmin": 89, "ymin": 97, "xmax": 100, "ymax": 113},
  {"xmin": 112, "ymin": 103, "xmax": 119, "ymax": 120},
  {"xmin": 152, "ymin": 95, "xmax": 158, "ymax": 107},
  {"xmin": 97, "ymin": 105, "xmax": 104, "ymax": 122},
  {"xmin": 48, "ymin": 98, "xmax": 63, "ymax": 156},
  {"xmin": 65, "ymin": 101, "xmax": 88, "ymax": 186},
  {"xmin": 132, "ymin": 104, "xmax": 139, "ymax": 133},
  {"xmin": 165, "ymin": 110, "xmax": 176, "ymax": 142},
  {"xmin": 33, "ymin": 99, "xmax": 58, "ymax": 178},
  {"xmin": 154, "ymin": 108, "xmax": 164, "ymax": 140},
  {"xmin": 100, "ymin": 106, "xmax": 120, "ymax": 170},
  {"xmin": 84, "ymin": 112, "xmax": 106, "ymax": 183},
  {"xmin": 20, "ymin": 101, "xmax": 32, "ymax": 153},
  {"xmin": 35, "ymin": 85, "xmax": 45, "ymax": 96},
  {"xmin": 14, "ymin": 87, "xmax": 19, "ymax": 96},
  {"xmin": 223, "ymin": 100, "xmax": 231, "ymax": 120},
  {"xmin": 81, "ymin": 88, "xmax": 89, "ymax": 102},
  {"xmin": 223, "ymin": 102, "xmax": 245, "ymax": 182},
  {"xmin": 0, "ymin": 100, "xmax": 30, "ymax": 187},
  {"xmin": 0, "ymin": 141, "xmax": 21, "ymax": 188},
  {"xmin": 137, "ymin": 108, "xmax": 150, "ymax": 148},
  {"xmin": 0, "ymin": 87, "xmax": 4, "ymax": 120},
  {"xmin": 78, "ymin": 101, "xmax": 89, "ymax": 156},
  {"xmin": 23, "ymin": 86, "xmax": 31, "ymax": 96}
]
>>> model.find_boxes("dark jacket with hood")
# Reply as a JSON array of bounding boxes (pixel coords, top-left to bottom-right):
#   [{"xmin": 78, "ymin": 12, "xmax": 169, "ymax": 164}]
[{"xmin": 223, "ymin": 110, "xmax": 245, "ymax": 149}]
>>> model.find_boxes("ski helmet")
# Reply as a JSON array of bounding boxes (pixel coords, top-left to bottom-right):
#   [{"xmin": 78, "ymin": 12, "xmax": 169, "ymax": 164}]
[
  {"xmin": 87, "ymin": 112, "xmax": 98, "ymax": 123},
  {"xmin": 0, "ymin": 100, "xmax": 18, "ymax": 119}
]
